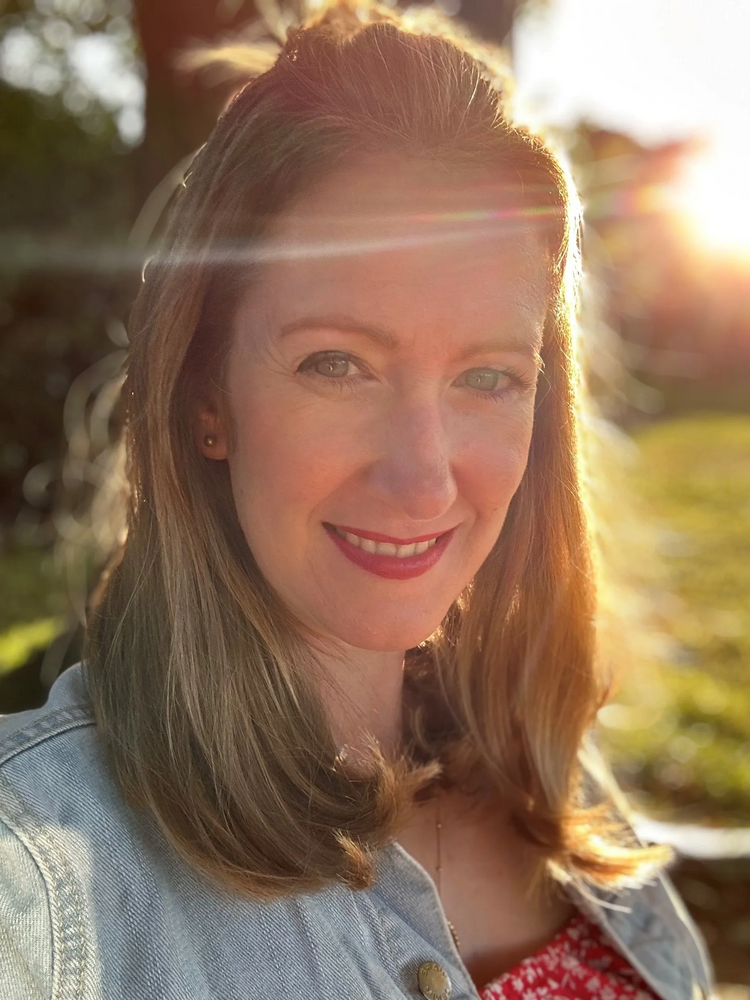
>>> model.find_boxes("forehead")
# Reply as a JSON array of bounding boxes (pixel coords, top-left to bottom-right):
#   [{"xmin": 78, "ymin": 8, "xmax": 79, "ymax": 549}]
[{"xmin": 241, "ymin": 156, "xmax": 553, "ymax": 337}]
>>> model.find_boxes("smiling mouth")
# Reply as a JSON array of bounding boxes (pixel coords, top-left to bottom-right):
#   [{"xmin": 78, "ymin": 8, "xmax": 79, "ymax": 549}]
[
  {"xmin": 327, "ymin": 525, "xmax": 443, "ymax": 558},
  {"xmin": 323, "ymin": 522, "xmax": 456, "ymax": 580}
]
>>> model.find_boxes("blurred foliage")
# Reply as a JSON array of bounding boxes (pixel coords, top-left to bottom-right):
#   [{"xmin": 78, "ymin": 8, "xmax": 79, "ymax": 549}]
[
  {"xmin": 0, "ymin": 0, "xmax": 141, "ymax": 141},
  {"xmin": 0, "ymin": 78, "xmax": 137, "ymax": 522},
  {"xmin": 0, "ymin": 539, "xmax": 81, "ymax": 710},
  {"xmin": 0, "ymin": 542, "xmax": 69, "ymax": 712},
  {"xmin": 0, "ymin": 614, "xmax": 65, "ymax": 672},
  {"xmin": 0, "ymin": 542, "xmax": 66, "ymax": 635},
  {"xmin": 640, "ymin": 375, "xmax": 750, "ymax": 420},
  {"xmin": 0, "ymin": 81, "xmax": 132, "ymax": 232},
  {"xmin": 0, "ymin": 0, "xmax": 141, "ymax": 518},
  {"xmin": 0, "ymin": 1, "xmax": 137, "ymax": 707},
  {"xmin": 600, "ymin": 414, "xmax": 750, "ymax": 824}
]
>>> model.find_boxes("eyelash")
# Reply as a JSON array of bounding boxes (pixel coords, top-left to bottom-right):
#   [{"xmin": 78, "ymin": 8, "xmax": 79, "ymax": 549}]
[{"xmin": 295, "ymin": 351, "xmax": 535, "ymax": 402}]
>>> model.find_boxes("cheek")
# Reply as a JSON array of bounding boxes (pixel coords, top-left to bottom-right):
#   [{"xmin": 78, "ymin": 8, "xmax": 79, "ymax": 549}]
[
  {"xmin": 459, "ymin": 406, "xmax": 535, "ymax": 515},
  {"xmin": 226, "ymin": 387, "xmax": 367, "ymax": 521}
]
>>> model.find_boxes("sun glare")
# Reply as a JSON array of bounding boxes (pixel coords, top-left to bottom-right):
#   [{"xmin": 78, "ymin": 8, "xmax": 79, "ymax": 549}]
[{"xmin": 671, "ymin": 139, "xmax": 750, "ymax": 263}]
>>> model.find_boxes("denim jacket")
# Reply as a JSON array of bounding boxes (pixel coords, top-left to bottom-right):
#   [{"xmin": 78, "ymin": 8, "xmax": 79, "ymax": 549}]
[{"xmin": 0, "ymin": 664, "xmax": 714, "ymax": 1000}]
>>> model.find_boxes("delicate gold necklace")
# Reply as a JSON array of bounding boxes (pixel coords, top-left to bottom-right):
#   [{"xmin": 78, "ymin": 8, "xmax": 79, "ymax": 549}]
[{"xmin": 435, "ymin": 794, "xmax": 461, "ymax": 952}]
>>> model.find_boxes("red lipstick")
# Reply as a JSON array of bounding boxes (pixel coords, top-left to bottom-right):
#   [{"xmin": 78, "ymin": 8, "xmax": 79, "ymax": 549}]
[{"xmin": 324, "ymin": 523, "xmax": 456, "ymax": 580}]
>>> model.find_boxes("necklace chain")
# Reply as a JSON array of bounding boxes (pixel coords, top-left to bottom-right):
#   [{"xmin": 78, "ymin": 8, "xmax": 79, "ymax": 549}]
[
  {"xmin": 435, "ymin": 795, "xmax": 443, "ymax": 894},
  {"xmin": 435, "ymin": 794, "xmax": 461, "ymax": 952}
]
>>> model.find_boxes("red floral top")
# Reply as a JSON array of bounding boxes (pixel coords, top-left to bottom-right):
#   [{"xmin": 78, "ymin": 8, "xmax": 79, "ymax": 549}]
[{"xmin": 480, "ymin": 912, "xmax": 659, "ymax": 1000}]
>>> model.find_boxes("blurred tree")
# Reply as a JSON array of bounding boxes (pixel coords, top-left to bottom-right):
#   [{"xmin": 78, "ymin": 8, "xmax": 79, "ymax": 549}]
[{"xmin": 132, "ymin": 0, "xmax": 257, "ymax": 200}]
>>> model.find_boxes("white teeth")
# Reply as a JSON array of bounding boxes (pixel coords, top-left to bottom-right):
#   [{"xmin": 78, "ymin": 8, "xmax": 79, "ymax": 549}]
[
  {"xmin": 336, "ymin": 528, "xmax": 441, "ymax": 557},
  {"xmin": 377, "ymin": 542, "xmax": 397, "ymax": 556},
  {"xmin": 396, "ymin": 543, "xmax": 417, "ymax": 558}
]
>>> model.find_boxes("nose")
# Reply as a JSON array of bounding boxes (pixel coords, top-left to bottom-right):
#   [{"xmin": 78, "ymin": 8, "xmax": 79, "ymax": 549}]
[{"xmin": 367, "ymin": 395, "xmax": 458, "ymax": 523}]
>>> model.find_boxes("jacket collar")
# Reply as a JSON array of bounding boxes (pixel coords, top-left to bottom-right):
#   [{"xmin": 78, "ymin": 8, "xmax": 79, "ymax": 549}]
[{"xmin": 567, "ymin": 875, "xmax": 713, "ymax": 1000}]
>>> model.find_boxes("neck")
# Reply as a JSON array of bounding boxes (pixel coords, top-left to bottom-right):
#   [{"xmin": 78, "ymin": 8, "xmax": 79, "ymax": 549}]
[{"xmin": 315, "ymin": 644, "xmax": 406, "ymax": 760}]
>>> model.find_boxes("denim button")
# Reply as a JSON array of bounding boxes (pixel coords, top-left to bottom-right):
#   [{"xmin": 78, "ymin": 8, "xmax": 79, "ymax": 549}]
[{"xmin": 417, "ymin": 961, "xmax": 451, "ymax": 1000}]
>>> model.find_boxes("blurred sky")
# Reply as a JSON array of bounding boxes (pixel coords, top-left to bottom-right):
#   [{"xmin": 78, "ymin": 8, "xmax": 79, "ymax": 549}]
[
  {"xmin": 512, "ymin": 0, "xmax": 750, "ymax": 256},
  {"xmin": 514, "ymin": 0, "xmax": 748, "ymax": 144}
]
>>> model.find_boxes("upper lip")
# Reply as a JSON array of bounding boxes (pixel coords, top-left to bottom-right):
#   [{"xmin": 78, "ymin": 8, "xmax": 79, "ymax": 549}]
[{"xmin": 326, "ymin": 523, "xmax": 455, "ymax": 544}]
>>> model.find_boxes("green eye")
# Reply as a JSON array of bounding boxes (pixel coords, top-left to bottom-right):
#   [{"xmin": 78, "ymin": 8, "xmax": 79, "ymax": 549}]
[
  {"xmin": 460, "ymin": 368, "xmax": 507, "ymax": 391},
  {"xmin": 312, "ymin": 354, "xmax": 350, "ymax": 378}
]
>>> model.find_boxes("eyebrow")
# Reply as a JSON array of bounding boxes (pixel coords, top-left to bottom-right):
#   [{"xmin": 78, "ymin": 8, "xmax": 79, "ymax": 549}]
[{"xmin": 278, "ymin": 315, "xmax": 543, "ymax": 365}]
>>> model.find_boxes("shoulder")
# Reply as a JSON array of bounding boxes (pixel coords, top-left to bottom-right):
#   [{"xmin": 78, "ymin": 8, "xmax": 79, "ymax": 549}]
[
  {"xmin": 0, "ymin": 667, "xmax": 310, "ymax": 999},
  {"xmin": 0, "ymin": 664, "xmax": 119, "ymax": 859},
  {"xmin": 574, "ymin": 735, "xmax": 714, "ymax": 1000},
  {"xmin": 0, "ymin": 666, "xmax": 97, "ymax": 1000},
  {"xmin": 0, "ymin": 665, "xmax": 150, "ymax": 1000},
  {"xmin": 568, "ymin": 874, "xmax": 714, "ymax": 1000},
  {"xmin": 0, "ymin": 662, "xmax": 94, "ymax": 764}
]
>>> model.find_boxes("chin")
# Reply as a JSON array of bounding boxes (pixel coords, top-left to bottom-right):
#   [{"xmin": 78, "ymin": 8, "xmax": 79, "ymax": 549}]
[{"xmin": 319, "ymin": 611, "xmax": 446, "ymax": 653}]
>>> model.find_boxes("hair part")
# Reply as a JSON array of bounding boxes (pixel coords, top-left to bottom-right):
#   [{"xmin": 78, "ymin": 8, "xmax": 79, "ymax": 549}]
[{"xmin": 86, "ymin": 0, "xmax": 669, "ymax": 900}]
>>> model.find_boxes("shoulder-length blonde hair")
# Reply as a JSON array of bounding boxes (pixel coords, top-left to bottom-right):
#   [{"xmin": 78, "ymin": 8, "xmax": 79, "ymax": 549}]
[{"xmin": 86, "ymin": 0, "xmax": 667, "ymax": 900}]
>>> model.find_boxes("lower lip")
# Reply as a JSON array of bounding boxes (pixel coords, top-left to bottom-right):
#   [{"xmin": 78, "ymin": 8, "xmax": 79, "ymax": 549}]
[{"xmin": 324, "ymin": 525, "xmax": 456, "ymax": 580}]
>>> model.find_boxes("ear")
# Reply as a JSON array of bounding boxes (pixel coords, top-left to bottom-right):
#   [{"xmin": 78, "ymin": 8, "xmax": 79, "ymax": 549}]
[{"xmin": 195, "ymin": 398, "xmax": 229, "ymax": 460}]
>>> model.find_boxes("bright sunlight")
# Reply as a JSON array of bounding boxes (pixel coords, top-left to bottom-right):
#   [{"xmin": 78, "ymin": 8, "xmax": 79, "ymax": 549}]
[{"xmin": 671, "ymin": 138, "xmax": 750, "ymax": 263}]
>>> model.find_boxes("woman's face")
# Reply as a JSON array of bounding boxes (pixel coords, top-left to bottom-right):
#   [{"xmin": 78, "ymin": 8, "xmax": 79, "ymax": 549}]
[{"xmin": 201, "ymin": 156, "xmax": 551, "ymax": 652}]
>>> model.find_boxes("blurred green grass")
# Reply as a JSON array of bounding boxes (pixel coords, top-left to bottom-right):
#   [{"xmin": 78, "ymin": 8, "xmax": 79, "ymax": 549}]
[
  {"xmin": 0, "ymin": 545, "xmax": 67, "ymax": 675},
  {"xmin": 600, "ymin": 414, "xmax": 750, "ymax": 824}
]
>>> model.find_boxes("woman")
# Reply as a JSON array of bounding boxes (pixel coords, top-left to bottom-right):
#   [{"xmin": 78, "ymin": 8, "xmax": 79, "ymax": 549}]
[{"xmin": 0, "ymin": 3, "xmax": 712, "ymax": 999}]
